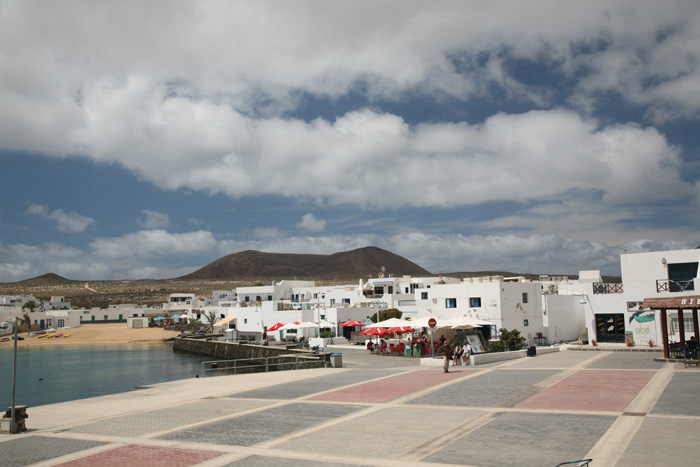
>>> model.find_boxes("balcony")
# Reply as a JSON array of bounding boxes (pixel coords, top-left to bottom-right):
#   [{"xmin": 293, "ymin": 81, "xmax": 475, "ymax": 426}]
[
  {"xmin": 656, "ymin": 279, "xmax": 695, "ymax": 293},
  {"xmin": 592, "ymin": 282, "xmax": 624, "ymax": 294}
]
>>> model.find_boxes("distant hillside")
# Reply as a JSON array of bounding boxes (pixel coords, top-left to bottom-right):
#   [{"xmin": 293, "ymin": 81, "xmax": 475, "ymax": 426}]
[
  {"xmin": 177, "ymin": 247, "xmax": 432, "ymax": 280},
  {"xmin": 14, "ymin": 273, "xmax": 76, "ymax": 286}
]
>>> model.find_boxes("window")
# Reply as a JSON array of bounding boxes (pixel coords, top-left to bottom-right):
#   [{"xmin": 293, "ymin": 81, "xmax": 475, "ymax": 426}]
[
  {"xmin": 388, "ymin": 286, "xmax": 394, "ymax": 294},
  {"xmin": 330, "ymin": 299, "xmax": 336, "ymax": 305},
  {"xmin": 410, "ymin": 284, "xmax": 419, "ymax": 292},
  {"xmin": 267, "ymin": 295, "xmax": 272, "ymax": 301},
  {"xmin": 343, "ymin": 298, "xmax": 350, "ymax": 305},
  {"xmin": 470, "ymin": 297, "xmax": 481, "ymax": 307},
  {"xmin": 446, "ymin": 298, "xmax": 457, "ymax": 308},
  {"xmin": 256, "ymin": 296, "xmax": 261, "ymax": 302},
  {"xmin": 421, "ymin": 292, "xmax": 428, "ymax": 300},
  {"xmin": 313, "ymin": 293, "xmax": 318, "ymax": 299},
  {"xmin": 672, "ymin": 317, "xmax": 695, "ymax": 333},
  {"xmin": 245, "ymin": 296, "xmax": 250, "ymax": 302},
  {"xmin": 522, "ymin": 293, "xmax": 529, "ymax": 304},
  {"xmin": 244, "ymin": 318, "xmax": 248, "ymax": 324}
]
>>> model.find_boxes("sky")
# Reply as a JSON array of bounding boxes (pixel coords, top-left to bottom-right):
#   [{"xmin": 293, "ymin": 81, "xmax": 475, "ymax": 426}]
[{"xmin": 1, "ymin": 0, "xmax": 700, "ymax": 282}]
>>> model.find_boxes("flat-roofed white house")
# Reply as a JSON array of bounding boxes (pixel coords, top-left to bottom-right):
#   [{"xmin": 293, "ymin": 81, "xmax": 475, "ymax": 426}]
[{"xmin": 570, "ymin": 248, "xmax": 700, "ymax": 348}]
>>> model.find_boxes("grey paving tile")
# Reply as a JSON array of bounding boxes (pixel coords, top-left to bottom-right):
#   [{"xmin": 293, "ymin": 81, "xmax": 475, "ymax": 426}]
[
  {"xmin": 0, "ymin": 435, "xmax": 106, "ymax": 467},
  {"xmin": 158, "ymin": 402, "xmax": 364, "ymax": 446},
  {"xmin": 424, "ymin": 412, "xmax": 615, "ymax": 467},
  {"xmin": 223, "ymin": 455, "xmax": 371, "ymax": 467},
  {"xmin": 506, "ymin": 350, "xmax": 599, "ymax": 369},
  {"xmin": 651, "ymin": 372, "xmax": 700, "ymax": 416},
  {"xmin": 276, "ymin": 406, "xmax": 477, "ymax": 459},
  {"xmin": 586, "ymin": 352, "xmax": 665, "ymax": 370},
  {"xmin": 229, "ymin": 369, "xmax": 402, "ymax": 399},
  {"xmin": 407, "ymin": 370, "xmax": 559, "ymax": 407},
  {"xmin": 70, "ymin": 399, "xmax": 272, "ymax": 436},
  {"xmin": 617, "ymin": 417, "xmax": 700, "ymax": 466}
]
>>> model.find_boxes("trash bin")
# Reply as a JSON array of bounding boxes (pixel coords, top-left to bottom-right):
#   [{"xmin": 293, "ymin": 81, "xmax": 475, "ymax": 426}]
[
  {"xmin": 330, "ymin": 353, "xmax": 342, "ymax": 368},
  {"xmin": 527, "ymin": 345, "xmax": 536, "ymax": 357}
]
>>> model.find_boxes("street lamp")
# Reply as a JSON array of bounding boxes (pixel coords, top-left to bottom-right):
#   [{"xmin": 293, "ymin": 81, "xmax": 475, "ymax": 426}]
[{"xmin": 1, "ymin": 318, "xmax": 18, "ymax": 434}]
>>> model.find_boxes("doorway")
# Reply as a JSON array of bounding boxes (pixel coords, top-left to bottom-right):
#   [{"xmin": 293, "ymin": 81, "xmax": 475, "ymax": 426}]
[{"xmin": 596, "ymin": 313, "xmax": 625, "ymax": 343}]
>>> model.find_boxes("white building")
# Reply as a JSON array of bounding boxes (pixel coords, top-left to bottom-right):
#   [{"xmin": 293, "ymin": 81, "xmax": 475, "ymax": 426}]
[
  {"xmin": 569, "ymin": 248, "xmax": 699, "ymax": 346},
  {"xmin": 412, "ymin": 276, "xmax": 544, "ymax": 344}
]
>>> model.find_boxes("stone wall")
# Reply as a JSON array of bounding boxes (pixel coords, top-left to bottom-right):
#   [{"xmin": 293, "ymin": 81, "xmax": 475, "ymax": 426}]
[{"xmin": 173, "ymin": 337, "xmax": 329, "ymax": 364}]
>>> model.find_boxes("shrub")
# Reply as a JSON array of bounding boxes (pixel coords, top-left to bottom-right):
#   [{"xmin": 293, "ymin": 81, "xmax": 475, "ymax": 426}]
[
  {"xmin": 319, "ymin": 330, "xmax": 336, "ymax": 338},
  {"xmin": 370, "ymin": 308, "xmax": 402, "ymax": 323},
  {"xmin": 490, "ymin": 328, "xmax": 527, "ymax": 352}
]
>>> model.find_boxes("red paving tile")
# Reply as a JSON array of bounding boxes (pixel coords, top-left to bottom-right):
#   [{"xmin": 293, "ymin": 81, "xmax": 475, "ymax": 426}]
[
  {"xmin": 310, "ymin": 368, "xmax": 479, "ymax": 403},
  {"xmin": 517, "ymin": 369, "xmax": 655, "ymax": 412},
  {"xmin": 54, "ymin": 445, "xmax": 226, "ymax": 467}
]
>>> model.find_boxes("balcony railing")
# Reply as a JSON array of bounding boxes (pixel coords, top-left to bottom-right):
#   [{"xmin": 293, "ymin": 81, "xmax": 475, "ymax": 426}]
[
  {"xmin": 656, "ymin": 279, "xmax": 695, "ymax": 293},
  {"xmin": 592, "ymin": 282, "xmax": 624, "ymax": 294}
]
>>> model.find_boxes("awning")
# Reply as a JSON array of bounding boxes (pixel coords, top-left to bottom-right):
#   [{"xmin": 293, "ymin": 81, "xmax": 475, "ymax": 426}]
[{"xmin": 213, "ymin": 316, "xmax": 237, "ymax": 328}]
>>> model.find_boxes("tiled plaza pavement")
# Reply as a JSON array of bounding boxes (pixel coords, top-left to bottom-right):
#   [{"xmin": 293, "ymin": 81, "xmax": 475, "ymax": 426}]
[{"xmin": 2, "ymin": 347, "xmax": 700, "ymax": 466}]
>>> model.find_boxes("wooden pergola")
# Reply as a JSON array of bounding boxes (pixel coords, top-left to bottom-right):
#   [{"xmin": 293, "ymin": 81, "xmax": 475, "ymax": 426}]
[{"xmin": 640, "ymin": 296, "xmax": 700, "ymax": 359}]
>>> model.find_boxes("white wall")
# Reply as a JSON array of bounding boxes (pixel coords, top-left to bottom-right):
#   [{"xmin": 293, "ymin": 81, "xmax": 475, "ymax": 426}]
[{"xmin": 543, "ymin": 294, "xmax": 586, "ymax": 343}]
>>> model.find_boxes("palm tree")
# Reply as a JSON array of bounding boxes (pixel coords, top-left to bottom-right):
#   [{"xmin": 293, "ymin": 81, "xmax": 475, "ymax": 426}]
[
  {"xmin": 204, "ymin": 311, "xmax": 218, "ymax": 334},
  {"xmin": 22, "ymin": 300, "xmax": 39, "ymax": 313},
  {"xmin": 186, "ymin": 318, "xmax": 201, "ymax": 332},
  {"xmin": 18, "ymin": 313, "xmax": 31, "ymax": 333}
]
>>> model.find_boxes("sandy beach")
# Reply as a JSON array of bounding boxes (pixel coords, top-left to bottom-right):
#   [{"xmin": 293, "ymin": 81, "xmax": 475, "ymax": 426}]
[{"xmin": 0, "ymin": 322, "xmax": 178, "ymax": 348}]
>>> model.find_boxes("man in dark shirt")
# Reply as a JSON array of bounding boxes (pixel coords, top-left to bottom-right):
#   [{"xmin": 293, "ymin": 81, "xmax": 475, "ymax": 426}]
[{"xmin": 438, "ymin": 342, "xmax": 451, "ymax": 373}]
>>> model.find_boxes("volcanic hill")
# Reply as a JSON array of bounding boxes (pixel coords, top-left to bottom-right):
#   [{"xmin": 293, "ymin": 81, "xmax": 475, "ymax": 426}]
[{"xmin": 177, "ymin": 246, "xmax": 431, "ymax": 280}]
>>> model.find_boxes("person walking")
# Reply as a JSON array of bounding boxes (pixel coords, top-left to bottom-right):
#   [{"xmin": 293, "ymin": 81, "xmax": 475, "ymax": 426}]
[{"xmin": 438, "ymin": 341, "xmax": 451, "ymax": 373}]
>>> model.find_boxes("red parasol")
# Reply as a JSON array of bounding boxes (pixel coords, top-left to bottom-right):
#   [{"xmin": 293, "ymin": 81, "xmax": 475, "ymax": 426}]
[
  {"xmin": 388, "ymin": 326, "xmax": 415, "ymax": 334},
  {"xmin": 341, "ymin": 320, "xmax": 366, "ymax": 327},
  {"xmin": 267, "ymin": 323, "xmax": 285, "ymax": 332},
  {"xmin": 360, "ymin": 327, "xmax": 390, "ymax": 336}
]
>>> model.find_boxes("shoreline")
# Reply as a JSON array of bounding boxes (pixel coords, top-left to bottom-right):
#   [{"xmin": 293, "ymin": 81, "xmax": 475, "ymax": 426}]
[{"xmin": 0, "ymin": 322, "xmax": 178, "ymax": 348}]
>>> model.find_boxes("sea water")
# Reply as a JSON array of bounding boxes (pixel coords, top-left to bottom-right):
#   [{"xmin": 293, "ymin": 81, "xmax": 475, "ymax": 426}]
[{"xmin": 0, "ymin": 343, "xmax": 211, "ymax": 409}]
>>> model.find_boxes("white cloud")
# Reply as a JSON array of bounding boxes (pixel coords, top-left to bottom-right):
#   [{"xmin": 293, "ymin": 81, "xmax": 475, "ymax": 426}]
[
  {"xmin": 1, "ymin": 228, "xmax": 698, "ymax": 282},
  {"xmin": 26, "ymin": 202, "xmax": 95, "ymax": 233},
  {"xmin": 90, "ymin": 230, "xmax": 218, "ymax": 259},
  {"xmin": 139, "ymin": 209, "xmax": 171, "ymax": 229},
  {"xmin": 0, "ymin": 2, "xmax": 697, "ymax": 210},
  {"xmin": 297, "ymin": 213, "xmax": 327, "ymax": 232}
]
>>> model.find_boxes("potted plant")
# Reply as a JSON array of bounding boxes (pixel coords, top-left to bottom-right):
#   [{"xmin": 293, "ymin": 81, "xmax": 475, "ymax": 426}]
[
  {"xmin": 591, "ymin": 339, "xmax": 597, "ymax": 346},
  {"xmin": 648, "ymin": 339, "xmax": 654, "ymax": 347}
]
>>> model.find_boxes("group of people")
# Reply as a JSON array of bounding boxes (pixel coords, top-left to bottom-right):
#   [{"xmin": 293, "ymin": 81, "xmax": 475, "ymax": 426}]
[{"xmin": 438, "ymin": 337, "xmax": 472, "ymax": 373}]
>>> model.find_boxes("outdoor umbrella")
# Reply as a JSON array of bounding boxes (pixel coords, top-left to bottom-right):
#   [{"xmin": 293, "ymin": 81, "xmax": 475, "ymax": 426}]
[
  {"xmin": 361, "ymin": 327, "xmax": 390, "ymax": 353},
  {"xmin": 388, "ymin": 326, "xmax": 415, "ymax": 334},
  {"xmin": 267, "ymin": 322, "xmax": 285, "ymax": 332},
  {"xmin": 368, "ymin": 317, "xmax": 412, "ymax": 328},
  {"xmin": 153, "ymin": 317, "xmax": 165, "ymax": 321},
  {"xmin": 341, "ymin": 320, "xmax": 365, "ymax": 327}
]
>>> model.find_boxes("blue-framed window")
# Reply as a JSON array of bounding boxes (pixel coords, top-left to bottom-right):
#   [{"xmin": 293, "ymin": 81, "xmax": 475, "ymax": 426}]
[
  {"xmin": 470, "ymin": 297, "xmax": 481, "ymax": 307},
  {"xmin": 446, "ymin": 298, "xmax": 457, "ymax": 308}
]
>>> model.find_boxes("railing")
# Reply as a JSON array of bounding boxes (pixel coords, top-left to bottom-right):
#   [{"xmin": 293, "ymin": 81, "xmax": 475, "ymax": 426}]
[
  {"xmin": 592, "ymin": 282, "xmax": 623, "ymax": 294},
  {"xmin": 656, "ymin": 279, "xmax": 695, "ymax": 293},
  {"xmin": 201, "ymin": 355, "xmax": 327, "ymax": 376}
]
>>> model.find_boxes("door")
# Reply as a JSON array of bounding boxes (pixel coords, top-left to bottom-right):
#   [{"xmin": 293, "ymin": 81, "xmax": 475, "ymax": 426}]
[
  {"xmin": 40, "ymin": 319, "xmax": 45, "ymax": 329},
  {"xmin": 596, "ymin": 313, "xmax": 625, "ymax": 343}
]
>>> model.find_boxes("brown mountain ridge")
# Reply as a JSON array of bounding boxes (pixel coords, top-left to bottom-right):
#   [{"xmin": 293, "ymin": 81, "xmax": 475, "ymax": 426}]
[{"xmin": 177, "ymin": 246, "xmax": 432, "ymax": 280}]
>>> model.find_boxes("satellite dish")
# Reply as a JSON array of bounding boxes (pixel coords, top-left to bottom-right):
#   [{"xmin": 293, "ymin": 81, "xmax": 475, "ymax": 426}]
[{"xmin": 380, "ymin": 266, "xmax": 386, "ymax": 272}]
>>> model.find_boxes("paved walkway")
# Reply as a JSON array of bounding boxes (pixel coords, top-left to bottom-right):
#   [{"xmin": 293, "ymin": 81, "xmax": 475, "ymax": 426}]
[{"xmin": 1, "ymin": 347, "xmax": 698, "ymax": 466}]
